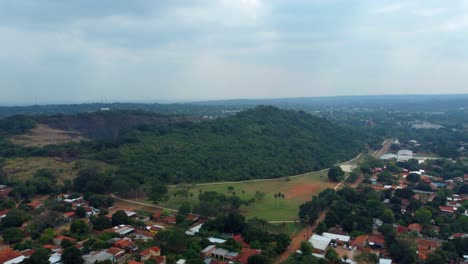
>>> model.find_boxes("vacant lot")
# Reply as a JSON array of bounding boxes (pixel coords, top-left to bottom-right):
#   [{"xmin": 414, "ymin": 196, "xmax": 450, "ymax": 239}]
[
  {"xmin": 10, "ymin": 124, "xmax": 87, "ymax": 147},
  {"xmin": 2, "ymin": 157, "xmax": 112, "ymax": 184},
  {"xmin": 158, "ymin": 169, "xmax": 335, "ymax": 221}
]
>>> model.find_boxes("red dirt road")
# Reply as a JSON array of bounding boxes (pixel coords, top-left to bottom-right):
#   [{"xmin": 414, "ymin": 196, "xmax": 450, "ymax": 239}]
[{"xmin": 273, "ymin": 140, "xmax": 392, "ymax": 264}]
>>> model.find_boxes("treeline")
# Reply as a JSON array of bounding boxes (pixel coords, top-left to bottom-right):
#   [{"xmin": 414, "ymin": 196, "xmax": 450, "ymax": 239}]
[{"xmin": 92, "ymin": 106, "xmax": 364, "ymax": 183}]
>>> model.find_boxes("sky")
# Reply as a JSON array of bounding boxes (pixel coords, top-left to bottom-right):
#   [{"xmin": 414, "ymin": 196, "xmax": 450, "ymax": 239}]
[{"xmin": 1, "ymin": 0, "xmax": 468, "ymax": 104}]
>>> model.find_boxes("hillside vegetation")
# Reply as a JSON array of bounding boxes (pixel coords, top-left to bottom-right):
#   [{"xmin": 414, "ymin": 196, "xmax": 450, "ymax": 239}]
[{"xmin": 89, "ymin": 106, "xmax": 364, "ymax": 183}]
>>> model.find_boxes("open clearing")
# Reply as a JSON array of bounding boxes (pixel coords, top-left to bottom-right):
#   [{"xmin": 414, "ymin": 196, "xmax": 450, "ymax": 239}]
[
  {"xmin": 10, "ymin": 123, "xmax": 87, "ymax": 147},
  {"xmin": 158, "ymin": 169, "xmax": 335, "ymax": 221},
  {"xmin": 2, "ymin": 157, "xmax": 112, "ymax": 184}
]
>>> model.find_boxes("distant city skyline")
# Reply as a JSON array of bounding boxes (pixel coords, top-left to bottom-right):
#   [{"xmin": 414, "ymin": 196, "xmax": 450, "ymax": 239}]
[{"xmin": 1, "ymin": 0, "xmax": 468, "ymax": 104}]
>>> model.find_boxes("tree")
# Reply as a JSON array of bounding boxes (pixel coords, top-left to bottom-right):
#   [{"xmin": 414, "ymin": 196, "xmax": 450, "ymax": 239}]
[
  {"xmin": 300, "ymin": 241, "xmax": 312, "ymax": 255},
  {"xmin": 415, "ymin": 208, "xmax": 432, "ymax": 227},
  {"xmin": 178, "ymin": 202, "xmax": 191, "ymax": 217},
  {"xmin": 61, "ymin": 246, "xmax": 84, "ymax": 264},
  {"xmin": 328, "ymin": 166, "xmax": 345, "ymax": 182},
  {"xmin": 70, "ymin": 219, "xmax": 90, "ymax": 235},
  {"xmin": 325, "ymin": 248, "xmax": 339, "ymax": 262},
  {"xmin": 27, "ymin": 248, "xmax": 51, "ymax": 264},
  {"xmin": 426, "ymin": 252, "xmax": 446, "ymax": 264},
  {"xmin": 148, "ymin": 181, "xmax": 168, "ymax": 203},
  {"xmin": 2, "ymin": 228, "xmax": 23, "ymax": 243},
  {"xmin": 354, "ymin": 252, "xmax": 378, "ymax": 264},
  {"xmin": 1, "ymin": 208, "xmax": 30, "ymax": 228},
  {"xmin": 248, "ymin": 254, "xmax": 271, "ymax": 264},
  {"xmin": 75, "ymin": 207, "xmax": 86, "ymax": 218},
  {"xmin": 406, "ymin": 173, "xmax": 420, "ymax": 183},
  {"xmin": 111, "ymin": 210, "xmax": 130, "ymax": 226}
]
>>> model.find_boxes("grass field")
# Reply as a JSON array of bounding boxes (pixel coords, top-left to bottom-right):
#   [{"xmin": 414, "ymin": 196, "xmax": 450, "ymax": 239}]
[
  {"xmin": 2, "ymin": 157, "xmax": 113, "ymax": 184},
  {"xmin": 10, "ymin": 124, "xmax": 87, "ymax": 147},
  {"xmin": 158, "ymin": 169, "xmax": 336, "ymax": 221}
]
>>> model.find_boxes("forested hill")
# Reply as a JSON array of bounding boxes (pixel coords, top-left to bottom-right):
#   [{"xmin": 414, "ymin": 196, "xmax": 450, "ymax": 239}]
[{"xmin": 91, "ymin": 106, "xmax": 364, "ymax": 183}]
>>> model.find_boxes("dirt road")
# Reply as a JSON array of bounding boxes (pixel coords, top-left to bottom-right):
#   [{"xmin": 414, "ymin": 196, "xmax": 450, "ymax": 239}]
[{"xmin": 273, "ymin": 139, "xmax": 392, "ymax": 264}]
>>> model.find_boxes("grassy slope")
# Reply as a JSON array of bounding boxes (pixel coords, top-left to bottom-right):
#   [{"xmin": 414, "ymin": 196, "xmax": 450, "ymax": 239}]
[
  {"xmin": 2, "ymin": 157, "xmax": 113, "ymax": 184},
  {"xmin": 157, "ymin": 170, "xmax": 335, "ymax": 221}
]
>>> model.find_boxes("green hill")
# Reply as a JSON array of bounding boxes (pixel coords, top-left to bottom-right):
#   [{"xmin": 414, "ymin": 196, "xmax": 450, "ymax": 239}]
[{"xmin": 89, "ymin": 106, "xmax": 364, "ymax": 183}]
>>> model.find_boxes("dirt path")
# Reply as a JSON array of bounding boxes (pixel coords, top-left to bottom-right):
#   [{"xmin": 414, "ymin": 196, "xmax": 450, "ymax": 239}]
[
  {"xmin": 273, "ymin": 140, "xmax": 391, "ymax": 264},
  {"xmin": 110, "ymin": 194, "xmax": 177, "ymax": 213},
  {"xmin": 168, "ymin": 153, "xmax": 362, "ymax": 188}
]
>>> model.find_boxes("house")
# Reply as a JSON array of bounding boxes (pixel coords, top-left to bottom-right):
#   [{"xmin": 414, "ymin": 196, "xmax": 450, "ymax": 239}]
[
  {"xmin": 63, "ymin": 211, "xmax": 77, "ymax": 222},
  {"xmin": 379, "ymin": 259, "xmax": 392, "ymax": 264},
  {"xmin": 417, "ymin": 239, "xmax": 441, "ymax": 260},
  {"xmin": 161, "ymin": 215, "xmax": 176, "ymax": 225},
  {"xmin": 107, "ymin": 247, "xmax": 126, "ymax": 260},
  {"xmin": 368, "ymin": 234, "xmax": 385, "ymax": 248},
  {"xmin": 308, "ymin": 234, "xmax": 331, "ymax": 253},
  {"xmin": 408, "ymin": 223, "xmax": 423, "ymax": 235},
  {"xmin": 211, "ymin": 248, "xmax": 238, "ymax": 262},
  {"xmin": 27, "ymin": 201, "xmax": 44, "ymax": 210},
  {"xmin": 0, "ymin": 209, "xmax": 9, "ymax": 221},
  {"xmin": 105, "ymin": 225, "xmax": 135, "ymax": 235},
  {"xmin": 49, "ymin": 253, "xmax": 62, "ymax": 264},
  {"xmin": 83, "ymin": 251, "xmax": 115, "ymax": 264},
  {"xmin": 185, "ymin": 223, "xmax": 203, "ymax": 236},
  {"xmin": 322, "ymin": 232, "xmax": 350, "ymax": 245},
  {"xmin": 129, "ymin": 261, "xmax": 142, "ymax": 264},
  {"xmin": 152, "ymin": 211, "xmax": 163, "ymax": 221},
  {"xmin": 139, "ymin": 246, "xmax": 161, "ymax": 262},
  {"xmin": 53, "ymin": 235, "xmax": 77, "ymax": 246},
  {"xmin": 113, "ymin": 238, "xmax": 139, "ymax": 253},
  {"xmin": 351, "ymin": 235, "xmax": 368, "ymax": 251},
  {"xmin": 0, "ymin": 248, "xmax": 26, "ymax": 264},
  {"xmin": 201, "ymin": 245, "xmax": 216, "ymax": 258},
  {"xmin": 147, "ymin": 224, "xmax": 165, "ymax": 235},
  {"xmin": 439, "ymin": 206, "xmax": 457, "ymax": 214},
  {"xmin": 43, "ymin": 244, "xmax": 61, "ymax": 252},
  {"xmin": 0, "ymin": 184, "xmax": 12, "ymax": 196}
]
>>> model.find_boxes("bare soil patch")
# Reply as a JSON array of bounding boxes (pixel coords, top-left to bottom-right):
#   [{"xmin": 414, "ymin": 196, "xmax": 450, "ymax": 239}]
[{"xmin": 10, "ymin": 124, "xmax": 88, "ymax": 147}]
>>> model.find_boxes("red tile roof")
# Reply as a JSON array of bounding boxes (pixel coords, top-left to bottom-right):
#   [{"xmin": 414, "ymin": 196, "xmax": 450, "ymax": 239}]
[
  {"xmin": 129, "ymin": 261, "xmax": 142, "ymax": 264},
  {"xmin": 408, "ymin": 223, "xmax": 422, "ymax": 232},
  {"xmin": 140, "ymin": 246, "xmax": 161, "ymax": 257},
  {"xmin": 439, "ymin": 206, "xmax": 457, "ymax": 213},
  {"xmin": 0, "ymin": 248, "xmax": 23, "ymax": 263},
  {"xmin": 64, "ymin": 211, "xmax": 76, "ymax": 217},
  {"xmin": 27, "ymin": 201, "xmax": 44, "ymax": 208}
]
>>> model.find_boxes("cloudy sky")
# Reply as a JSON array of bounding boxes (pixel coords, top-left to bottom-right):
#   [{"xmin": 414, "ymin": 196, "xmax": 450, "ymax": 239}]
[{"xmin": 1, "ymin": 0, "xmax": 468, "ymax": 104}]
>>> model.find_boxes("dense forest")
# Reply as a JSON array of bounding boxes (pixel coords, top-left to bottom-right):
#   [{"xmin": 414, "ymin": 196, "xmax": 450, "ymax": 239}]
[
  {"xmin": 0, "ymin": 106, "xmax": 364, "ymax": 186},
  {"xmin": 87, "ymin": 106, "xmax": 364, "ymax": 183}
]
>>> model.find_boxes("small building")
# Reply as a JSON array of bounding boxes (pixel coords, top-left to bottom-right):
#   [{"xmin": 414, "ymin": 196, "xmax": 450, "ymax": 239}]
[
  {"xmin": 308, "ymin": 234, "xmax": 331, "ymax": 253},
  {"xmin": 322, "ymin": 232, "xmax": 350, "ymax": 245},
  {"xmin": 0, "ymin": 209, "xmax": 9, "ymax": 221},
  {"xmin": 379, "ymin": 259, "xmax": 392, "ymax": 264},
  {"xmin": 139, "ymin": 246, "xmax": 161, "ymax": 262},
  {"xmin": 63, "ymin": 211, "xmax": 77, "ymax": 222},
  {"xmin": 113, "ymin": 238, "xmax": 139, "ymax": 253},
  {"xmin": 0, "ymin": 248, "xmax": 25, "ymax": 264},
  {"xmin": 368, "ymin": 234, "xmax": 385, "ymax": 248},
  {"xmin": 27, "ymin": 201, "xmax": 44, "ymax": 210},
  {"xmin": 0, "ymin": 184, "xmax": 12, "ymax": 196},
  {"xmin": 186, "ymin": 224, "xmax": 203, "ymax": 236},
  {"xmin": 105, "ymin": 225, "xmax": 135, "ymax": 236},
  {"xmin": 53, "ymin": 235, "xmax": 77, "ymax": 246},
  {"xmin": 83, "ymin": 251, "xmax": 115, "ymax": 264},
  {"xmin": 408, "ymin": 223, "xmax": 423, "ymax": 235},
  {"xmin": 106, "ymin": 247, "xmax": 125, "ymax": 261}
]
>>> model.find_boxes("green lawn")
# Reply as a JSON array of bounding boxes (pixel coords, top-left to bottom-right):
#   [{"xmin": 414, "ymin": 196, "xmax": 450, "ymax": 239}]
[{"xmin": 157, "ymin": 170, "xmax": 335, "ymax": 221}]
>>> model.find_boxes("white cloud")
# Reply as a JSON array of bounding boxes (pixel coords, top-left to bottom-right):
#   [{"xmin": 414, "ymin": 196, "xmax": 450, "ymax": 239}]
[{"xmin": 373, "ymin": 3, "xmax": 405, "ymax": 14}]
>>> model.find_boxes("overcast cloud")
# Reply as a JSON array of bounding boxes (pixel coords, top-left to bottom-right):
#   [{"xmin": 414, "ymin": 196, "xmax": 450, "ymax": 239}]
[{"xmin": 1, "ymin": 0, "xmax": 467, "ymax": 104}]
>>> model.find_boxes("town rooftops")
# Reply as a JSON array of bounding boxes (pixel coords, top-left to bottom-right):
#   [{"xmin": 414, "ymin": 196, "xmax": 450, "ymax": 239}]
[
  {"xmin": 106, "ymin": 225, "xmax": 135, "ymax": 235},
  {"xmin": 83, "ymin": 251, "xmax": 114, "ymax": 264},
  {"xmin": 308, "ymin": 234, "xmax": 332, "ymax": 251}
]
